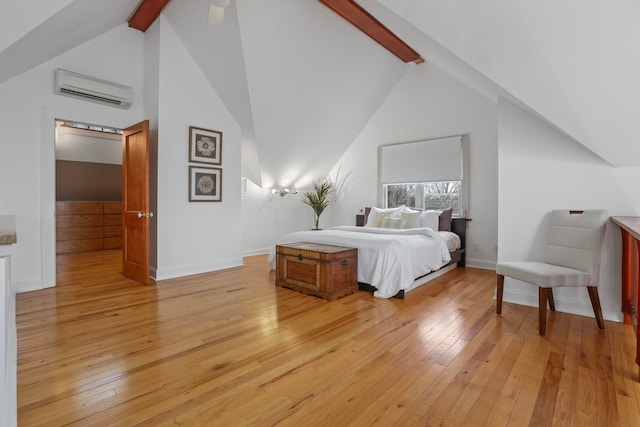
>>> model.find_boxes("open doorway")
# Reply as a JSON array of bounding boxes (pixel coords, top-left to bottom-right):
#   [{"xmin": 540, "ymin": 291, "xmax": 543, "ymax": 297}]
[{"xmin": 54, "ymin": 120, "xmax": 123, "ymax": 263}]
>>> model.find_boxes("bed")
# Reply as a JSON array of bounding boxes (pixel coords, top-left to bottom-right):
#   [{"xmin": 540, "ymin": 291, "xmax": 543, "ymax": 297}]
[{"xmin": 268, "ymin": 207, "xmax": 466, "ymax": 299}]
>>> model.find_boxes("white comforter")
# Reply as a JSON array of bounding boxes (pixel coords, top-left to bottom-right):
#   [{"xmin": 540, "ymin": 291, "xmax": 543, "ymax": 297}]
[{"xmin": 267, "ymin": 226, "xmax": 451, "ymax": 298}]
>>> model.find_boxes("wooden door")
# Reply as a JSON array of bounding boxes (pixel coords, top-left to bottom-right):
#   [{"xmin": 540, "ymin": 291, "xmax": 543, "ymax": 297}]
[{"xmin": 122, "ymin": 120, "xmax": 152, "ymax": 285}]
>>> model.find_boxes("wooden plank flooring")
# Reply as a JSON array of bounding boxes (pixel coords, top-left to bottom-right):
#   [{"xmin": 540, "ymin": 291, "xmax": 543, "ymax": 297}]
[{"xmin": 16, "ymin": 250, "xmax": 640, "ymax": 426}]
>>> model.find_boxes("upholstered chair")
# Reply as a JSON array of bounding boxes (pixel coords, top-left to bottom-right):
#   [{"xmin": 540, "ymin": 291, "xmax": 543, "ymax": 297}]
[{"xmin": 496, "ymin": 209, "xmax": 609, "ymax": 336}]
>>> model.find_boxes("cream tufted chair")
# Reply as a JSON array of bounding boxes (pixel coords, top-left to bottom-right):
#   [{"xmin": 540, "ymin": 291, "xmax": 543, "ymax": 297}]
[{"xmin": 496, "ymin": 209, "xmax": 609, "ymax": 336}]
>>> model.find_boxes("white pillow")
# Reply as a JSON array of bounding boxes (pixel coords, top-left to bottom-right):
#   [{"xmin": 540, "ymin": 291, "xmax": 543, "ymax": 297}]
[
  {"xmin": 420, "ymin": 210, "xmax": 439, "ymax": 230},
  {"xmin": 380, "ymin": 217, "xmax": 406, "ymax": 229},
  {"xmin": 401, "ymin": 211, "xmax": 422, "ymax": 228},
  {"xmin": 365, "ymin": 206, "xmax": 404, "ymax": 227}
]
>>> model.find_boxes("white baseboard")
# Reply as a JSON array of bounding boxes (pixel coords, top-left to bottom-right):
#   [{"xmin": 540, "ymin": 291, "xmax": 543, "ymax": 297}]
[
  {"xmin": 152, "ymin": 257, "xmax": 244, "ymax": 281},
  {"xmin": 500, "ymin": 287, "xmax": 624, "ymax": 323},
  {"xmin": 15, "ymin": 278, "xmax": 51, "ymax": 294},
  {"xmin": 465, "ymin": 257, "xmax": 496, "ymax": 270},
  {"xmin": 461, "ymin": 260, "xmax": 624, "ymax": 323},
  {"xmin": 242, "ymin": 247, "xmax": 271, "ymax": 257},
  {"xmin": 15, "ymin": 259, "xmax": 248, "ymax": 291}
]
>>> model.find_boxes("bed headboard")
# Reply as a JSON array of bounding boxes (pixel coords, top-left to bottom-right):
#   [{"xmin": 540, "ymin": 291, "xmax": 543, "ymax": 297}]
[
  {"xmin": 451, "ymin": 217, "xmax": 466, "ymax": 267},
  {"xmin": 363, "ymin": 207, "xmax": 371, "ymax": 223}
]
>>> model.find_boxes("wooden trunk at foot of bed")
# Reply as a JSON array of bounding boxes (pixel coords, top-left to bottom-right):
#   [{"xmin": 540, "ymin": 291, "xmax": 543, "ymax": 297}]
[{"xmin": 276, "ymin": 242, "xmax": 358, "ymax": 301}]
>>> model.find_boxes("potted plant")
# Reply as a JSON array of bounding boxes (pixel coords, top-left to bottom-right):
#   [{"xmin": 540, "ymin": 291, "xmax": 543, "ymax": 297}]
[{"xmin": 303, "ymin": 179, "xmax": 334, "ymax": 230}]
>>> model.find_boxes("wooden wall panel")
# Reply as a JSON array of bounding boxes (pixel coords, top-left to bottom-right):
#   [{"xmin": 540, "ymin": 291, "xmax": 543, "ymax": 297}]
[
  {"xmin": 57, "ymin": 226, "xmax": 103, "ymax": 241},
  {"xmin": 103, "ymin": 237, "xmax": 123, "ymax": 250},
  {"xmin": 104, "ymin": 215, "xmax": 122, "ymax": 226},
  {"xmin": 56, "ymin": 201, "xmax": 103, "ymax": 215},
  {"xmin": 104, "ymin": 202, "xmax": 122, "ymax": 214},
  {"xmin": 56, "ymin": 215, "xmax": 103, "ymax": 228},
  {"xmin": 103, "ymin": 226, "xmax": 122, "ymax": 237},
  {"xmin": 56, "ymin": 201, "xmax": 122, "ymax": 254}
]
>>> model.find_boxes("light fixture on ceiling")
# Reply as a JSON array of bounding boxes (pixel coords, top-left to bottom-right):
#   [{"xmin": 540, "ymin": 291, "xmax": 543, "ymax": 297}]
[
  {"xmin": 272, "ymin": 188, "xmax": 298, "ymax": 197},
  {"xmin": 208, "ymin": 0, "xmax": 231, "ymax": 26},
  {"xmin": 60, "ymin": 121, "xmax": 123, "ymax": 135}
]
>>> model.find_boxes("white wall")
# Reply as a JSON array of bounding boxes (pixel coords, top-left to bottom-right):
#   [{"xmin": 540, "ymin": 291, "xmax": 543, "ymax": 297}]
[
  {"xmin": 237, "ymin": 0, "xmax": 408, "ymax": 191},
  {"xmin": 55, "ymin": 125, "xmax": 122, "ymax": 165},
  {"xmin": 326, "ymin": 63, "xmax": 499, "ymax": 268},
  {"xmin": 0, "ymin": 17, "xmax": 245, "ymax": 290},
  {"xmin": 152, "ymin": 16, "xmax": 243, "ymax": 279},
  {"xmin": 497, "ymin": 97, "xmax": 640, "ymax": 322},
  {"xmin": 0, "ymin": 24, "xmax": 145, "ymax": 292},
  {"xmin": 241, "ymin": 181, "xmax": 315, "ymax": 256},
  {"xmin": 143, "ymin": 17, "xmax": 161, "ymax": 273}
]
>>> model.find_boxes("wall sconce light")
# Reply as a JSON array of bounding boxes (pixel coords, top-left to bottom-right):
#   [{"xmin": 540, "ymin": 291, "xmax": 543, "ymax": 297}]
[
  {"xmin": 272, "ymin": 188, "xmax": 298, "ymax": 197},
  {"xmin": 208, "ymin": 0, "xmax": 231, "ymax": 26}
]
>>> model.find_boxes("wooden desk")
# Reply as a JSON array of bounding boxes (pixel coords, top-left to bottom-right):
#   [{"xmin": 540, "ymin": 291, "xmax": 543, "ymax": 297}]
[{"xmin": 611, "ymin": 216, "xmax": 640, "ymax": 368}]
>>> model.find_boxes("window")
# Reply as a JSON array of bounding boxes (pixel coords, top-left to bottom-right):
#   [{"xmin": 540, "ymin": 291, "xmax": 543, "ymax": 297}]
[
  {"xmin": 380, "ymin": 135, "xmax": 468, "ymax": 216},
  {"xmin": 423, "ymin": 181, "xmax": 460, "ymax": 212},
  {"xmin": 386, "ymin": 183, "xmax": 415, "ymax": 208},
  {"xmin": 385, "ymin": 181, "xmax": 460, "ymax": 212}
]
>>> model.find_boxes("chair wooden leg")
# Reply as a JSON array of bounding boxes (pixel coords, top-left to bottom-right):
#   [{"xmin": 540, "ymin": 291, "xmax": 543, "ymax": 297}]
[
  {"xmin": 587, "ymin": 286, "xmax": 605, "ymax": 329},
  {"xmin": 496, "ymin": 274, "xmax": 504, "ymax": 314},
  {"xmin": 547, "ymin": 288, "xmax": 556, "ymax": 311},
  {"xmin": 538, "ymin": 288, "xmax": 548, "ymax": 336}
]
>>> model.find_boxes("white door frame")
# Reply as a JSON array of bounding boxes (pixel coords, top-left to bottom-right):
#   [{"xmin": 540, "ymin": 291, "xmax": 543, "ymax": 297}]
[{"xmin": 41, "ymin": 107, "xmax": 129, "ymax": 289}]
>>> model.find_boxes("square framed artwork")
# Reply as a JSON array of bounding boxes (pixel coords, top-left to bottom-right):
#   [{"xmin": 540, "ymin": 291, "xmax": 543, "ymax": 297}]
[
  {"xmin": 189, "ymin": 126, "xmax": 222, "ymax": 165},
  {"xmin": 189, "ymin": 166, "xmax": 222, "ymax": 202}
]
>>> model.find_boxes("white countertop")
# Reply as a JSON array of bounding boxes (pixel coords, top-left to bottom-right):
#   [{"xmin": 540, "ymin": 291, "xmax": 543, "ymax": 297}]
[{"xmin": 0, "ymin": 215, "xmax": 16, "ymax": 256}]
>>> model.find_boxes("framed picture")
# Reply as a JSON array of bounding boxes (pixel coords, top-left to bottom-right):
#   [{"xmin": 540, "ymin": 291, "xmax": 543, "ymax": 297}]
[
  {"xmin": 189, "ymin": 166, "xmax": 222, "ymax": 202},
  {"xmin": 189, "ymin": 126, "xmax": 222, "ymax": 165}
]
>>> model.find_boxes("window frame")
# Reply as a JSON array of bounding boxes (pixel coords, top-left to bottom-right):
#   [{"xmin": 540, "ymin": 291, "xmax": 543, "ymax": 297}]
[
  {"xmin": 378, "ymin": 135, "xmax": 469, "ymax": 217},
  {"xmin": 383, "ymin": 180, "xmax": 462, "ymax": 214}
]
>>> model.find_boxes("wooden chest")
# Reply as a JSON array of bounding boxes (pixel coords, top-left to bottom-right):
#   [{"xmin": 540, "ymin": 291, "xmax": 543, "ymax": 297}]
[{"xmin": 275, "ymin": 242, "xmax": 358, "ymax": 301}]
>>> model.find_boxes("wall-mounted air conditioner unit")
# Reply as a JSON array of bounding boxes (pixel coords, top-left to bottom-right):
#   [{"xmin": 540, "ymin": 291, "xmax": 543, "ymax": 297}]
[{"xmin": 54, "ymin": 69, "xmax": 133, "ymax": 109}]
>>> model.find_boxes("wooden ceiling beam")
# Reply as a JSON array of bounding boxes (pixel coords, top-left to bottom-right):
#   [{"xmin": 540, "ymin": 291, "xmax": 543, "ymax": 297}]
[
  {"xmin": 128, "ymin": 0, "xmax": 172, "ymax": 32},
  {"xmin": 319, "ymin": 0, "xmax": 423, "ymax": 64}
]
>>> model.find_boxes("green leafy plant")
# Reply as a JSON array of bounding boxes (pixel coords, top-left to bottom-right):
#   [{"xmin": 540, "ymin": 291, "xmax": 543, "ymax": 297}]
[{"xmin": 303, "ymin": 179, "xmax": 334, "ymax": 230}]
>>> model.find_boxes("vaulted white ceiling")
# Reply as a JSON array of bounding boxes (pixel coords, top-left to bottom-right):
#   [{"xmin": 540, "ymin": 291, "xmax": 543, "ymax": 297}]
[
  {"xmin": 0, "ymin": 0, "xmax": 140, "ymax": 83},
  {"xmin": 164, "ymin": 0, "xmax": 413, "ymax": 189},
  {"xmin": 380, "ymin": 0, "xmax": 640, "ymax": 167},
  {"xmin": 2, "ymin": 0, "xmax": 638, "ymax": 188}
]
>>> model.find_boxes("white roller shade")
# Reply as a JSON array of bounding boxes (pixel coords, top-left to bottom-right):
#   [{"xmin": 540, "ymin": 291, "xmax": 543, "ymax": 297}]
[{"xmin": 381, "ymin": 136, "xmax": 462, "ymax": 183}]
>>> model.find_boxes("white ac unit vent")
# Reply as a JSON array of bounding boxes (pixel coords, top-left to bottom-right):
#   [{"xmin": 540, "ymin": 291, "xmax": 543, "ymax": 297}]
[{"xmin": 54, "ymin": 69, "xmax": 133, "ymax": 109}]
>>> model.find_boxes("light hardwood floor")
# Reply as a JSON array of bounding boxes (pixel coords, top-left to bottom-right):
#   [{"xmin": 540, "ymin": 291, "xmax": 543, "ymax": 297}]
[{"xmin": 16, "ymin": 250, "xmax": 640, "ymax": 426}]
